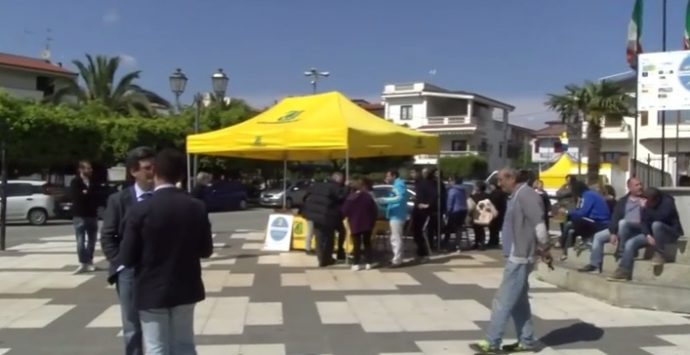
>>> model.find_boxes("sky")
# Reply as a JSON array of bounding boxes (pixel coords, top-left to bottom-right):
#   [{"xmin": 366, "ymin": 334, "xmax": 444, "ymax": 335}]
[{"xmin": 1, "ymin": 0, "xmax": 688, "ymax": 128}]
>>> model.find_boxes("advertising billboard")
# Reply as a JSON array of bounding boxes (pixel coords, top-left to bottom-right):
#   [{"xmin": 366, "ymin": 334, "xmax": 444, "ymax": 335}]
[{"xmin": 638, "ymin": 50, "xmax": 690, "ymax": 111}]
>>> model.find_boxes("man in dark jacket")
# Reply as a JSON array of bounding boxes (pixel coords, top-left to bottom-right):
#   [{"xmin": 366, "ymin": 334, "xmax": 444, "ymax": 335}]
[
  {"xmin": 70, "ymin": 160, "xmax": 100, "ymax": 274},
  {"xmin": 608, "ymin": 187, "xmax": 683, "ymax": 281},
  {"xmin": 412, "ymin": 168, "xmax": 437, "ymax": 260},
  {"xmin": 120, "ymin": 148, "xmax": 213, "ymax": 354},
  {"xmin": 301, "ymin": 172, "xmax": 347, "ymax": 267},
  {"xmin": 100, "ymin": 147, "xmax": 155, "ymax": 355}
]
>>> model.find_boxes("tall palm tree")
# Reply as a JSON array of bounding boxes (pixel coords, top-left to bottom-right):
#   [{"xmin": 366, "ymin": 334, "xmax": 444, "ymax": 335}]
[
  {"xmin": 546, "ymin": 81, "xmax": 631, "ymax": 185},
  {"xmin": 51, "ymin": 54, "xmax": 170, "ymax": 116}
]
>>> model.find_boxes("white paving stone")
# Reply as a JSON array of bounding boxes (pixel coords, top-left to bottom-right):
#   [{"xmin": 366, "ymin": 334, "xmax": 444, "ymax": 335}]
[
  {"xmin": 642, "ymin": 334, "xmax": 690, "ymax": 354},
  {"xmin": 87, "ymin": 305, "xmax": 121, "ymax": 328},
  {"xmin": 258, "ymin": 252, "xmax": 319, "ymax": 267},
  {"xmin": 0, "ymin": 298, "xmax": 73, "ymax": 329},
  {"xmin": 245, "ymin": 302, "xmax": 283, "ymax": 325},
  {"xmin": 202, "ymin": 270, "xmax": 254, "ymax": 292},
  {"xmin": 414, "ymin": 340, "xmax": 609, "ymax": 355},
  {"xmin": 241, "ymin": 242, "xmax": 263, "ymax": 250},
  {"xmin": 197, "ymin": 344, "xmax": 285, "ymax": 355},
  {"xmin": 288, "ymin": 270, "xmax": 420, "ymax": 291},
  {"xmin": 0, "ymin": 254, "xmax": 106, "ymax": 269},
  {"xmin": 281, "ymin": 273, "xmax": 308, "ymax": 286},
  {"xmin": 530, "ymin": 292, "xmax": 690, "ymax": 327},
  {"xmin": 434, "ymin": 267, "xmax": 556, "ymax": 289},
  {"xmin": 230, "ymin": 232, "xmax": 265, "ymax": 241},
  {"xmin": 0, "ymin": 271, "xmax": 93, "ymax": 294},
  {"xmin": 317, "ymin": 295, "xmax": 486, "ymax": 333},
  {"xmin": 441, "ymin": 253, "xmax": 498, "ymax": 266},
  {"xmin": 39, "ymin": 235, "xmax": 75, "ymax": 242},
  {"xmin": 201, "ymin": 253, "xmax": 237, "ymax": 268}
]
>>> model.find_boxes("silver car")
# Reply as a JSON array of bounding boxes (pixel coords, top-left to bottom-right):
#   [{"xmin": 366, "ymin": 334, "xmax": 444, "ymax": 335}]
[
  {"xmin": 259, "ymin": 180, "xmax": 312, "ymax": 209},
  {"xmin": 1, "ymin": 180, "xmax": 58, "ymax": 225}
]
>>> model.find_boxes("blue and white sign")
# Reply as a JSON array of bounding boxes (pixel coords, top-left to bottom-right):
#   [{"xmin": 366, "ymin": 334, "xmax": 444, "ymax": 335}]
[
  {"xmin": 638, "ymin": 50, "xmax": 690, "ymax": 111},
  {"xmin": 263, "ymin": 214, "xmax": 294, "ymax": 251}
]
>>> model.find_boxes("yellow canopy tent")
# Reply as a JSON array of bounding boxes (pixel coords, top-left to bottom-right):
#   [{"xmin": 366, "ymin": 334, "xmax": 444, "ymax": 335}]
[
  {"xmin": 186, "ymin": 91, "xmax": 439, "ymax": 160},
  {"xmin": 540, "ymin": 154, "xmax": 614, "ymax": 191}
]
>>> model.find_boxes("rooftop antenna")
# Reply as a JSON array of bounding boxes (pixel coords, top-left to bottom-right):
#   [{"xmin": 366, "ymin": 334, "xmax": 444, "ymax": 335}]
[{"xmin": 41, "ymin": 28, "xmax": 52, "ymax": 62}]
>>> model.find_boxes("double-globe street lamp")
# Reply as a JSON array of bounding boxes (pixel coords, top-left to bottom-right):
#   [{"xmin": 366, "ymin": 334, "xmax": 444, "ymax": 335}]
[{"xmin": 169, "ymin": 68, "xmax": 229, "ymax": 191}]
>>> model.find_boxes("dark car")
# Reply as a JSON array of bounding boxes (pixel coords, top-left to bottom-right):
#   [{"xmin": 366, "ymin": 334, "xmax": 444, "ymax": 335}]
[{"xmin": 200, "ymin": 180, "xmax": 248, "ymax": 212}]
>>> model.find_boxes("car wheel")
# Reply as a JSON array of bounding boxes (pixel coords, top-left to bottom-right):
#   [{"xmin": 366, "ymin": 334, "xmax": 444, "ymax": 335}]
[
  {"xmin": 285, "ymin": 197, "xmax": 293, "ymax": 209},
  {"xmin": 239, "ymin": 200, "xmax": 248, "ymax": 210},
  {"xmin": 28, "ymin": 208, "xmax": 48, "ymax": 226}
]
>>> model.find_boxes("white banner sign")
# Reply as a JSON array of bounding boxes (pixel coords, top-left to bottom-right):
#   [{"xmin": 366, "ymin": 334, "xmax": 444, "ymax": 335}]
[
  {"xmin": 263, "ymin": 214, "xmax": 294, "ymax": 251},
  {"xmin": 638, "ymin": 50, "xmax": 690, "ymax": 111}
]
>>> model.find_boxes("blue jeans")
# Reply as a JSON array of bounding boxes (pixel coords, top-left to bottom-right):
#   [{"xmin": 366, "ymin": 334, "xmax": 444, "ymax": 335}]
[
  {"xmin": 486, "ymin": 261, "xmax": 536, "ymax": 348},
  {"xmin": 73, "ymin": 217, "xmax": 98, "ymax": 264},
  {"xmin": 117, "ymin": 268, "xmax": 143, "ymax": 355},
  {"xmin": 140, "ymin": 304, "xmax": 197, "ymax": 355},
  {"xmin": 589, "ymin": 220, "xmax": 640, "ymax": 267},
  {"xmin": 651, "ymin": 221, "xmax": 679, "ymax": 254},
  {"xmin": 619, "ymin": 234, "xmax": 648, "ymax": 271}
]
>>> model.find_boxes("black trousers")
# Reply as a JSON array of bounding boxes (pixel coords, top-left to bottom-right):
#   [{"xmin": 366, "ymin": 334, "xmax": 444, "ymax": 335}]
[
  {"xmin": 443, "ymin": 210, "xmax": 467, "ymax": 249},
  {"xmin": 336, "ymin": 222, "xmax": 347, "ymax": 260},
  {"xmin": 473, "ymin": 224, "xmax": 486, "ymax": 247},
  {"xmin": 314, "ymin": 224, "xmax": 335, "ymax": 266},
  {"xmin": 351, "ymin": 231, "xmax": 373, "ymax": 264},
  {"xmin": 412, "ymin": 209, "xmax": 430, "ymax": 257},
  {"xmin": 488, "ymin": 215, "xmax": 503, "ymax": 246}
]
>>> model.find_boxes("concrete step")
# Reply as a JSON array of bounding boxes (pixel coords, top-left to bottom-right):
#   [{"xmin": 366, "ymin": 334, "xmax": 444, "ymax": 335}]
[
  {"xmin": 535, "ymin": 261, "xmax": 690, "ymax": 314},
  {"xmin": 563, "ymin": 237, "xmax": 689, "ymax": 265}
]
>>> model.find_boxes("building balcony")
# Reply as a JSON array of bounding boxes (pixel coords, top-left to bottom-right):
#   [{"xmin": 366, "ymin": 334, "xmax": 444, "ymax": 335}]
[{"xmin": 425, "ymin": 115, "xmax": 471, "ymax": 125}]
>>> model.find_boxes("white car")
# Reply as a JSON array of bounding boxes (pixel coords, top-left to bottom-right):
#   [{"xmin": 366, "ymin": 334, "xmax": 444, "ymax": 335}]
[{"xmin": 1, "ymin": 180, "xmax": 58, "ymax": 225}]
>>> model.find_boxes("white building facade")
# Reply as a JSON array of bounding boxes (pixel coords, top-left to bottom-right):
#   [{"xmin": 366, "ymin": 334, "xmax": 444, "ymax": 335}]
[
  {"xmin": 0, "ymin": 53, "xmax": 77, "ymax": 101},
  {"xmin": 381, "ymin": 82, "xmax": 530, "ymax": 172}
]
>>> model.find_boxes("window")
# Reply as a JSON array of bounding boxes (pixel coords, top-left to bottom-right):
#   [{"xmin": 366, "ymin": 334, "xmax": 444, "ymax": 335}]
[
  {"xmin": 400, "ymin": 105, "xmax": 412, "ymax": 120},
  {"xmin": 657, "ymin": 110, "xmax": 690, "ymax": 125},
  {"xmin": 534, "ymin": 140, "xmax": 540, "ymax": 153},
  {"xmin": 640, "ymin": 111, "xmax": 648, "ymax": 126},
  {"xmin": 451, "ymin": 140, "xmax": 468, "ymax": 151},
  {"xmin": 499, "ymin": 143, "xmax": 503, "ymax": 158},
  {"xmin": 479, "ymin": 139, "xmax": 488, "ymax": 152},
  {"xmin": 5, "ymin": 183, "xmax": 33, "ymax": 197}
]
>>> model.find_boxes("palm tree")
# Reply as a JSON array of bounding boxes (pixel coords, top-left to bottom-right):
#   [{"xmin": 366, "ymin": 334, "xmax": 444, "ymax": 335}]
[
  {"xmin": 51, "ymin": 54, "xmax": 170, "ymax": 116},
  {"xmin": 546, "ymin": 81, "xmax": 631, "ymax": 184}
]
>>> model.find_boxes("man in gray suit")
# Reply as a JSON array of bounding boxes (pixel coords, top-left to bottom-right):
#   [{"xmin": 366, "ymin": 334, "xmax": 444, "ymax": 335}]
[{"xmin": 100, "ymin": 147, "xmax": 155, "ymax": 355}]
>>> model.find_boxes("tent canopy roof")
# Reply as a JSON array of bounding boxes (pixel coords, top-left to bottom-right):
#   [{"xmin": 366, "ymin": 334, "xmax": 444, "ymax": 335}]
[{"xmin": 186, "ymin": 91, "xmax": 439, "ymax": 161}]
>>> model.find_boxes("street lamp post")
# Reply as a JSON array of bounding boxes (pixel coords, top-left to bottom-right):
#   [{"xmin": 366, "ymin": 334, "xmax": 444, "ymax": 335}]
[
  {"xmin": 304, "ymin": 67, "xmax": 330, "ymax": 94},
  {"xmin": 169, "ymin": 68, "xmax": 229, "ymax": 191}
]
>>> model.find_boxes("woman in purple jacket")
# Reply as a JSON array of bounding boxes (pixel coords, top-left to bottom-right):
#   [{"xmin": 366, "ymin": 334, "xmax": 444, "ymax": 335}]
[{"xmin": 342, "ymin": 178, "xmax": 378, "ymax": 271}]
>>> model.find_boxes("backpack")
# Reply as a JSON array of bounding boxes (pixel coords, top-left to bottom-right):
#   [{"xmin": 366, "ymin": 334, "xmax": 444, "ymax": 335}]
[{"xmin": 473, "ymin": 198, "xmax": 498, "ymax": 226}]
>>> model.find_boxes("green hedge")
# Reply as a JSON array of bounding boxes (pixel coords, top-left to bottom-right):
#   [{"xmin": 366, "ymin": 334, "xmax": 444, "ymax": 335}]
[{"xmin": 438, "ymin": 156, "xmax": 488, "ymax": 179}]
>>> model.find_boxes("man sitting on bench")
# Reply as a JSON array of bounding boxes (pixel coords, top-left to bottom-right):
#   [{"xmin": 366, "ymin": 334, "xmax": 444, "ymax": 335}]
[
  {"xmin": 578, "ymin": 177, "xmax": 645, "ymax": 273},
  {"xmin": 607, "ymin": 187, "xmax": 684, "ymax": 282}
]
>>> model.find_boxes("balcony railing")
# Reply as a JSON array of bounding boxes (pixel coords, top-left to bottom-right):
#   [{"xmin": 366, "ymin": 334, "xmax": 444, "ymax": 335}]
[
  {"xmin": 425, "ymin": 115, "xmax": 471, "ymax": 125},
  {"xmin": 416, "ymin": 151, "xmax": 481, "ymax": 160}
]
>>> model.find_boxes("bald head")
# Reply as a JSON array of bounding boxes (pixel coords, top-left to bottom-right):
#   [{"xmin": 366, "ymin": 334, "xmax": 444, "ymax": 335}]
[
  {"xmin": 331, "ymin": 172, "xmax": 344, "ymax": 184},
  {"xmin": 627, "ymin": 177, "xmax": 643, "ymax": 197}
]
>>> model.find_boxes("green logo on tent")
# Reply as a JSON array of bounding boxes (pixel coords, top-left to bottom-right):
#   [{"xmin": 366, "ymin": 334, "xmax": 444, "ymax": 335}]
[
  {"xmin": 276, "ymin": 110, "xmax": 303, "ymax": 123},
  {"xmin": 253, "ymin": 136, "xmax": 263, "ymax": 146}
]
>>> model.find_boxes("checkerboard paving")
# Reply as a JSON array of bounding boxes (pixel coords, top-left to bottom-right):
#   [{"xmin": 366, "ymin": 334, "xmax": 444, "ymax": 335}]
[{"xmin": 0, "ymin": 230, "xmax": 688, "ymax": 354}]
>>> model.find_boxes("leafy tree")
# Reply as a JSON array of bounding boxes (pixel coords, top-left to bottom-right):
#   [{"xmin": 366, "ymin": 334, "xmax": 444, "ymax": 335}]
[
  {"xmin": 50, "ymin": 54, "xmax": 170, "ymax": 117},
  {"xmin": 546, "ymin": 81, "xmax": 631, "ymax": 184},
  {"xmin": 439, "ymin": 156, "xmax": 488, "ymax": 180}
]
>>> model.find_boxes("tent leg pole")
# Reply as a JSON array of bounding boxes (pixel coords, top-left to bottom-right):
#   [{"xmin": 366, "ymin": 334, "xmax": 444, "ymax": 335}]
[
  {"xmin": 345, "ymin": 148, "xmax": 350, "ymax": 183},
  {"xmin": 186, "ymin": 153, "xmax": 192, "ymax": 193},
  {"xmin": 436, "ymin": 156, "xmax": 441, "ymax": 253},
  {"xmin": 283, "ymin": 158, "xmax": 287, "ymax": 209}
]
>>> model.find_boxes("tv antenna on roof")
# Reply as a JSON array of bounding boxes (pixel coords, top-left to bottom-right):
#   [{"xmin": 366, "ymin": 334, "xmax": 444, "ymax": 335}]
[{"xmin": 41, "ymin": 28, "xmax": 52, "ymax": 61}]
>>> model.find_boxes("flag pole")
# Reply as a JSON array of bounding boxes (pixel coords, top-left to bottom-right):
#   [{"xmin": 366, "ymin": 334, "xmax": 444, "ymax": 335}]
[{"xmin": 660, "ymin": 0, "xmax": 668, "ymax": 185}]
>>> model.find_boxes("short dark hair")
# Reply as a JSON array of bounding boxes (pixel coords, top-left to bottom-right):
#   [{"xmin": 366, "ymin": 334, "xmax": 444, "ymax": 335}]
[
  {"xmin": 570, "ymin": 180, "xmax": 589, "ymax": 198},
  {"xmin": 644, "ymin": 187, "xmax": 662, "ymax": 202},
  {"xmin": 78, "ymin": 160, "xmax": 91, "ymax": 169},
  {"xmin": 126, "ymin": 146, "xmax": 155, "ymax": 172},
  {"xmin": 154, "ymin": 148, "xmax": 186, "ymax": 184},
  {"xmin": 476, "ymin": 181, "xmax": 487, "ymax": 192},
  {"xmin": 387, "ymin": 169, "xmax": 399, "ymax": 178},
  {"xmin": 454, "ymin": 176, "xmax": 464, "ymax": 185}
]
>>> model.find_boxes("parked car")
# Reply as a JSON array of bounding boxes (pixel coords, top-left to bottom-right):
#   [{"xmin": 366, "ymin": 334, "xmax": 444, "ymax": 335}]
[
  {"xmin": 259, "ymin": 180, "xmax": 312, "ymax": 208},
  {"xmin": 0, "ymin": 180, "xmax": 62, "ymax": 225},
  {"xmin": 200, "ymin": 180, "xmax": 248, "ymax": 212}
]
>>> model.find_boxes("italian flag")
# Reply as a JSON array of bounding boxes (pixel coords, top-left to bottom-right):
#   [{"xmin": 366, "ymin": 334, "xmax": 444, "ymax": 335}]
[
  {"xmin": 685, "ymin": 0, "xmax": 690, "ymax": 50},
  {"xmin": 627, "ymin": 0, "xmax": 643, "ymax": 69}
]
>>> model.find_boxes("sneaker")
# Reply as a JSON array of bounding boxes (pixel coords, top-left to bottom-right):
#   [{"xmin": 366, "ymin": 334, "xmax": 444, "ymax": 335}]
[
  {"xmin": 415, "ymin": 256, "xmax": 430, "ymax": 263},
  {"xmin": 351, "ymin": 264, "xmax": 362, "ymax": 271},
  {"xmin": 502, "ymin": 342, "xmax": 537, "ymax": 352},
  {"xmin": 86, "ymin": 264, "xmax": 98, "ymax": 272},
  {"xmin": 577, "ymin": 264, "xmax": 599, "ymax": 273},
  {"xmin": 469, "ymin": 340, "xmax": 507, "ymax": 354},
  {"xmin": 389, "ymin": 261, "xmax": 403, "ymax": 268},
  {"xmin": 607, "ymin": 268, "xmax": 631, "ymax": 282},
  {"xmin": 651, "ymin": 252, "xmax": 666, "ymax": 266},
  {"xmin": 73, "ymin": 264, "xmax": 88, "ymax": 275},
  {"xmin": 364, "ymin": 263, "xmax": 373, "ymax": 270}
]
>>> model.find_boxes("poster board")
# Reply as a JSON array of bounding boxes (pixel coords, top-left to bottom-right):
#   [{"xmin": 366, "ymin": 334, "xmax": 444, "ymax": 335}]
[
  {"xmin": 638, "ymin": 50, "xmax": 690, "ymax": 111},
  {"xmin": 263, "ymin": 214, "xmax": 294, "ymax": 251}
]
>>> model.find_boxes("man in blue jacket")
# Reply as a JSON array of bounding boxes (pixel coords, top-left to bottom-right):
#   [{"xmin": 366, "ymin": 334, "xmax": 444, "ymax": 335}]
[
  {"xmin": 443, "ymin": 176, "xmax": 468, "ymax": 251},
  {"xmin": 560, "ymin": 181, "xmax": 611, "ymax": 259},
  {"xmin": 377, "ymin": 169, "xmax": 409, "ymax": 267},
  {"xmin": 608, "ymin": 187, "xmax": 684, "ymax": 281}
]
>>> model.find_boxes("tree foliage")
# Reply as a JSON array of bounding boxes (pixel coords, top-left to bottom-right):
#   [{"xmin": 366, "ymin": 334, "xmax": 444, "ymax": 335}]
[
  {"xmin": 546, "ymin": 81, "xmax": 631, "ymax": 184},
  {"xmin": 439, "ymin": 156, "xmax": 488, "ymax": 179},
  {"xmin": 50, "ymin": 54, "xmax": 170, "ymax": 117}
]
